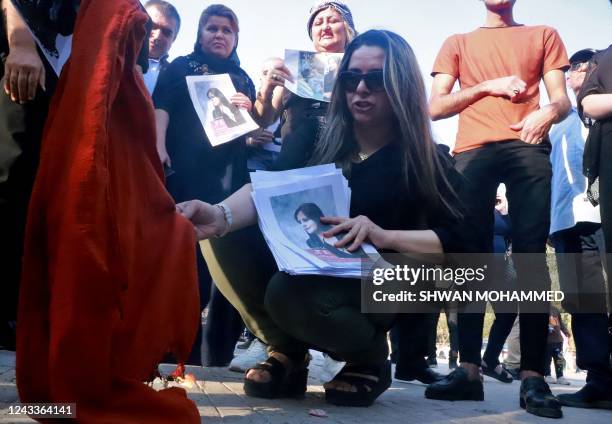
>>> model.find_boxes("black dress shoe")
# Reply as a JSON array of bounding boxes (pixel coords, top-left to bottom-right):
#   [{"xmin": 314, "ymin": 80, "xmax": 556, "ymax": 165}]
[
  {"xmin": 395, "ymin": 367, "xmax": 446, "ymax": 384},
  {"xmin": 520, "ymin": 376, "xmax": 562, "ymax": 418},
  {"xmin": 424, "ymin": 367, "xmax": 484, "ymax": 401},
  {"xmin": 557, "ymin": 384, "xmax": 612, "ymax": 410},
  {"xmin": 506, "ymin": 367, "xmax": 520, "ymax": 381}
]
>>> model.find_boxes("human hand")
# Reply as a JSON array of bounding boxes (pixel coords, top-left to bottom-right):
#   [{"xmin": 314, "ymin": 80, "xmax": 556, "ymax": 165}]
[
  {"xmin": 260, "ymin": 61, "xmax": 293, "ymax": 100},
  {"xmin": 176, "ymin": 200, "xmax": 225, "ymax": 240},
  {"xmin": 3, "ymin": 45, "xmax": 46, "ymax": 104},
  {"xmin": 230, "ymin": 93, "xmax": 252, "ymax": 112},
  {"xmin": 483, "ymin": 75, "xmax": 526, "ymax": 102},
  {"xmin": 321, "ymin": 215, "xmax": 388, "ymax": 251},
  {"xmin": 509, "ymin": 106, "xmax": 555, "ymax": 144},
  {"xmin": 246, "ymin": 129, "xmax": 274, "ymax": 147}
]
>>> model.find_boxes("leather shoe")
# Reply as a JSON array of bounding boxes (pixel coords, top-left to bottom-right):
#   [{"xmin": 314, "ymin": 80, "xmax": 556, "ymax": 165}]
[
  {"xmin": 520, "ymin": 376, "xmax": 562, "ymax": 418},
  {"xmin": 395, "ymin": 367, "xmax": 445, "ymax": 384},
  {"xmin": 425, "ymin": 367, "xmax": 484, "ymax": 401},
  {"xmin": 557, "ymin": 384, "xmax": 612, "ymax": 410}
]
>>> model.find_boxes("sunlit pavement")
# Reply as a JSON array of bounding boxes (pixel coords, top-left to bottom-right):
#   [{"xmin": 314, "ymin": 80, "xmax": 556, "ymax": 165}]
[{"xmin": 2, "ymin": 350, "xmax": 612, "ymax": 423}]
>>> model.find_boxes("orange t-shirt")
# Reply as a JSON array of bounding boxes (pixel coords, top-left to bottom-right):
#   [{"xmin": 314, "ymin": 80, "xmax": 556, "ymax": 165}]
[{"xmin": 432, "ymin": 25, "xmax": 569, "ymax": 153}]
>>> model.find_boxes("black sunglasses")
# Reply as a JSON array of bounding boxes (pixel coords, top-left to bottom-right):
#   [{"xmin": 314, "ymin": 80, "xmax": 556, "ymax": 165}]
[{"xmin": 338, "ymin": 70, "xmax": 385, "ymax": 92}]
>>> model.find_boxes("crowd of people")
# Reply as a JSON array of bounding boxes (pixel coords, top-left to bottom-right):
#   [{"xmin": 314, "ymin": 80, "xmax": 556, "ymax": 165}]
[{"xmin": 1, "ymin": 0, "xmax": 611, "ymax": 422}]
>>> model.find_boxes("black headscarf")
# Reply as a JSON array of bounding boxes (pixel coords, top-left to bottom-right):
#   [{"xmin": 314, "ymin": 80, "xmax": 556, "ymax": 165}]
[{"xmin": 184, "ymin": 46, "xmax": 254, "ymax": 100}]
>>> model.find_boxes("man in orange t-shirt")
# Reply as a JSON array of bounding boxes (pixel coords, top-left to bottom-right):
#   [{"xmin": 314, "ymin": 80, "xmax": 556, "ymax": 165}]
[{"xmin": 425, "ymin": 0, "xmax": 571, "ymax": 419}]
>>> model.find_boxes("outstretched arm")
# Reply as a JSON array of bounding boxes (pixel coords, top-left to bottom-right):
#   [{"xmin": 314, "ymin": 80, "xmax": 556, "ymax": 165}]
[
  {"xmin": 429, "ymin": 73, "xmax": 527, "ymax": 121},
  {"xmin": 177, "ymin": 183, "xmax": 257, "ymax": 240}
]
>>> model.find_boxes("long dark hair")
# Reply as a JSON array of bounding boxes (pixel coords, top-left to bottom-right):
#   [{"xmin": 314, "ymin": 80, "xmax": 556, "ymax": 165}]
[
  {"xmin": 311, "ymin": 29, "xmax": 460, "ymax": 218},
  {"xmin": 294, "ymin": 203, "xmax": 331, "ymax": 233},
  {"xmin": 207, "ymin": 87, "xmax": 235, "ymax": 111}
]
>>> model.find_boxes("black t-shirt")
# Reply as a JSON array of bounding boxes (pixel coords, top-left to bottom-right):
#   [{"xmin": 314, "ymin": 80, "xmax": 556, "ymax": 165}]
[
  {"xmin": 578, "ymin": 44, "xmax": 612, "ymax": 117},
  {"xmin": 153, "ymin": 52, "xmax": 255, "ymax": 204},
  {"xmin": 274, "ymin": 90, "xmax": 328, "ymax": 170},
  {"xmin": 347, "ymin": 142, "xmax": 470, "ymax": 254},
  {"xmin": 579, "ymin": 45, "xmax": 612, "ymax": 182}
]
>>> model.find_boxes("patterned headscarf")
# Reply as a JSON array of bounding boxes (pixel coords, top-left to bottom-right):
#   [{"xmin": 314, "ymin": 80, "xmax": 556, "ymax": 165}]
[{"xmin": 307, "ymin": 1, "xmax": 355, "ymax": 40}]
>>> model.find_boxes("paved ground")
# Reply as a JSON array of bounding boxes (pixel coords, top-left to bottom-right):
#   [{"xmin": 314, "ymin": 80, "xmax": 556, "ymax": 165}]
[{"xmin": 2, "ymin": 349, "xmax": 612, "ymax": 423}]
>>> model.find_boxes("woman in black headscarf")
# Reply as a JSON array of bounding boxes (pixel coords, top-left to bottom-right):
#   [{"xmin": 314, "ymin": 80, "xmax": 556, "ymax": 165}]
[
  {"xmin": 152, "ymin": 4, "xmax": 256, "ymax": 369},
  {"xmin": 251, "ymin": 1, "xmax": 357, "ymax": 170}
]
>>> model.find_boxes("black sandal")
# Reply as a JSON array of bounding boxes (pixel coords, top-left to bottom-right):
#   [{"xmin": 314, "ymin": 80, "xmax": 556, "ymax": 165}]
[
  {"xmin": 243, "ymin": 355, "xmax": 309, "ymax": 399},
  {"xmin": 324, "ymin": 361, "xmax": 391, "ymax": 407},
  {"xmin": 482, "ymin": 361, "xmax": 513, "ymax": 383}
]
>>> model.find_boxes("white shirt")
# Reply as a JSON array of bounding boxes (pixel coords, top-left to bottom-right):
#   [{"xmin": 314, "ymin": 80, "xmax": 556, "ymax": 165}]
[{"xmin": 549, "ymin": 108, "xmax": 600, "ymax": 235}]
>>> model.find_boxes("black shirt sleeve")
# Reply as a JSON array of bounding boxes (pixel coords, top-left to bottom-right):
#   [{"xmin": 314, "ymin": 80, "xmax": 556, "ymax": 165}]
[
  {"xmin": 152, "ymin": 57, "xmax": 186, "ymax": 114},
  {"xmin": 578, "ymin": 45, "xmax": 612, "ymax": 121}
]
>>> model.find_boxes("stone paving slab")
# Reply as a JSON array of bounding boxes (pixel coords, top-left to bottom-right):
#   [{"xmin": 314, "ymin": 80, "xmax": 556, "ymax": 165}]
[{"xmin": 2, "ymin": 350, "xmax": 612, "ymax": 423}]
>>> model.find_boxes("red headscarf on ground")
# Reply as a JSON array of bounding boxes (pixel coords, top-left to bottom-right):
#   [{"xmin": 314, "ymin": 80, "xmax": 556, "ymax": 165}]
[{"xmin": 16, "ymin": 0, "xmax": 200, "ymax": 422}]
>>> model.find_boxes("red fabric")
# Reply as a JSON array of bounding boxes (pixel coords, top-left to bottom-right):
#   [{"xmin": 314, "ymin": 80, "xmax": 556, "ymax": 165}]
[{"xmin": 16, "ymin": 0, "xmax": 200, "ymax": 422}]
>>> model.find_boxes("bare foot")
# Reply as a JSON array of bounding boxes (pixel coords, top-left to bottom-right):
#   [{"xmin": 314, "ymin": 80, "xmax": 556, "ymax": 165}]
[
  {"xmin": 323, "ymin": 366, "xmax": 378, "ymax": 393},
  {"xmin": 245, "ymin": 352, "xmax": 291, "ymax": 383}
]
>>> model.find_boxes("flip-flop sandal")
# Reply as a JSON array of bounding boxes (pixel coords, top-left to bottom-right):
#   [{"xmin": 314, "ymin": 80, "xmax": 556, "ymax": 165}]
[
  {"xmin": 324, "ymin": 361, "xmax": 391, "ymax": 407},
  {"xmin": 243, "ymin": 355, "xmax": 309, "ymax": 399}
]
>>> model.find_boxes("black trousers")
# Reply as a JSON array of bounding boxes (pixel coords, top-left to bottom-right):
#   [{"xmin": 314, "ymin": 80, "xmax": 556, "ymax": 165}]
[
  {"xmin": 550, "ymin": 225, "xmax": 612, "ymax": 390},
  {"xmin": 454, "ymin": 140, "xmax": 552, "ymax": 374},
  {"xmin": 598, "ymin": 124, "xmax": 612, "ymax": 260},
  {"xmin": 427, "ymin": 305, "xmax": 458, "ymax": 358},
  {"xmin": 544, "ymin": 342, "xmax": 565, "ymax": 378},
  {"xmin": 394, "ymin": 313, "xmax": 437, "ymax": 375},
  {"xmin": 483, "ymin": 254, "xmax": 518, "ymax": 367}
]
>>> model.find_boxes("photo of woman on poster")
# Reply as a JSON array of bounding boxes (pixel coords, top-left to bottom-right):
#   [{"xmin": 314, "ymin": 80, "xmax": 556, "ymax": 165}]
[
  {"xmin": 294, "ymin": 202, "xmax": 364, "ymax": 258},
  {"xmin": 207, "ymin": 87, "xmax": 246, "ymax": 128}
]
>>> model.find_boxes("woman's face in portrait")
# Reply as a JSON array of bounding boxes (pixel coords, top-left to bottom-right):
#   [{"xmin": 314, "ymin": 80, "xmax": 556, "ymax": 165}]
[
  {"xmin": 296, "ymin": 211, "xmax": 319, "ymax": 235},
  {"xmin": 344, "ymin": 45, "xmax": 394, "ymax": 128},
  {"xmin": 199, "ymin": 15, "xmax": 236, "ymax": 59},
  {"xmin": 311, "ymin": 8, "xmax": 347, "ymax": 53},
  {"xmin": 208, "ymin": 93, "xmax": 221, "ymax": 106}
]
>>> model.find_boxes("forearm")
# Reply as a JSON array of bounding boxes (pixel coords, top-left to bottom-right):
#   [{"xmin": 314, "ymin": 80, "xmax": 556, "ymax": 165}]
[
  {"xmin": 154, "ymin": 109, "xmax": 169, "ymax": 150},
  {"xmin": 252, "ymin": 97, "xmax": 275, "ymax": 127},
  {"xmin": 252, "ymin": 86, "xmax": 283, "ymax": 127},
  {"xmin": 582, "ymin": 94, "xmax": 612, "ymax": 120},
  {"xmin": 384, "ymin": 229, "xmax": 443, "ymax": 254},
  {"xmin": 543, "ymin": 96, "xmax": 571, "ymax": 124},
  {"xmin": 3, "ymin": 0, "xmax": 35, "ymax": 50},
  {"xmin": 224, "ymin": 183, "xmax": 258, "ymax": 232},
  {"xmin": 429, "ymin": 82, "xmax": 489, "ymax": 120}
]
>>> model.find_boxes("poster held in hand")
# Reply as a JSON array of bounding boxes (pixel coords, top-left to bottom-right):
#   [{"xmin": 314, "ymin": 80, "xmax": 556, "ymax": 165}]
[
  {"xmin": 284, "ymin": 49, "xmax": 343, "ymax": 102},
  {"xmin": 186, "ymin": 74, "xmax": 259, "ymax": 147},
  {"xmin": 251, "ymin": 165, "xmax": 376, "ymax": 278}
]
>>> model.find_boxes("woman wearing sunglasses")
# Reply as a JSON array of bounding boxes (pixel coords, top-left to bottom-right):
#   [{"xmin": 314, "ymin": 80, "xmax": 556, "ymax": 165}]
[
  {"xmin": 177, "ymin": 30, "xmax": 470, "ymax": 407},
  {"xmin": 251, "ymin": 1, "xmax": 356, "ymax": 169}
]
